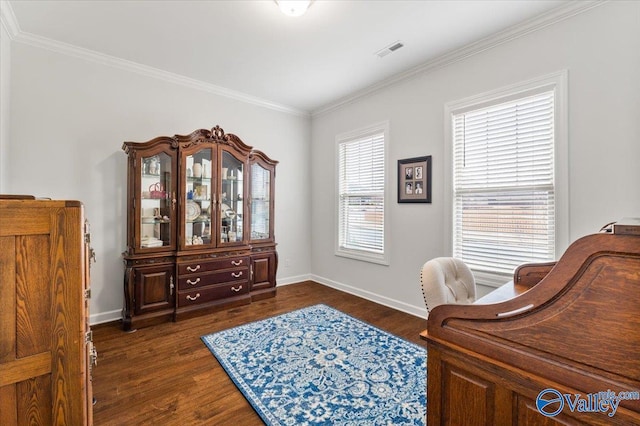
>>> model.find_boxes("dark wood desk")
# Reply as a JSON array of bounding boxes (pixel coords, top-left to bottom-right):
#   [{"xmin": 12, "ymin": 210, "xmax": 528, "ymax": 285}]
[{"xmin": 419, "ymin": 233, "xmax": 640, "ymax": 425}]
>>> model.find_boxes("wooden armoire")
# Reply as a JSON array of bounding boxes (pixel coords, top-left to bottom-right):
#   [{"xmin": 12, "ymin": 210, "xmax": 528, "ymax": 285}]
[{"xmin": 0, "ymin": 197, "xmax": 95, "ymax": 425}]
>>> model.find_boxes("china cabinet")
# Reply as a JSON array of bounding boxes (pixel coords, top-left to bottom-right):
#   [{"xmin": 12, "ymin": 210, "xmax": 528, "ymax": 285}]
[{"xmin": 122, "ymin": 125, "xmax": 277, "ymax": 330}]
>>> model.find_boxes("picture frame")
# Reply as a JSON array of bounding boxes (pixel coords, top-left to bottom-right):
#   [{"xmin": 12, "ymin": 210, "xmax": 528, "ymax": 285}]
[{"xmin": 398, "ymin": 155, "xmax": 431, "ymax": 203}]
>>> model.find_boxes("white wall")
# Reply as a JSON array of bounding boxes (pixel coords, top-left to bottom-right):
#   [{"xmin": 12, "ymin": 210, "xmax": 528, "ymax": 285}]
[
  {"xmin": 310, "ymin": 1, "xmax": 640, "ymax": 317},
  {"xmin": 4, "ymin": 1, "xmax": 639, "ymax": 324},
  {"xmin": 7, "ymin": 42, "xmax": 311, "ymax": 324},
  {"xmin": 0, "ymin": 18, "xmax": 10, "ymax": 189}
]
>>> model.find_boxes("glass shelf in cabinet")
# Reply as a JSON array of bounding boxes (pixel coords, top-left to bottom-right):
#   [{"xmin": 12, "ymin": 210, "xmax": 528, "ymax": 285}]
[
  {"xmin": 186, "ymin": 217, "xmax": 211, "ymax": 223},
  {"xmin": 141, "ymin": 242, "xmax": 166, "ymax": 248},
  {"xmin": 251, "ymin": 232, "xmax": 270, "ymax": 240},
  {"xmin": 141, "ymin": 218, "xmax": 171, "ymax": 224}
]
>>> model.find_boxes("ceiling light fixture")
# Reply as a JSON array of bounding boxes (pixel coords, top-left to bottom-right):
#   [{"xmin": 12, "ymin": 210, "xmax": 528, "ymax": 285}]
[{"xmin": 276, "ymin": 1, "xmax": 311, "ymax": 17}]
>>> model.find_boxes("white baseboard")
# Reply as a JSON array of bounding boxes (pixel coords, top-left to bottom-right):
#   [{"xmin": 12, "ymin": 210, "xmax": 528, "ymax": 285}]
[
  {"xmin": 309, "ymin": 274, "xmax": 428, "ymax": 319},
  {"xmin": 276, "ymin": 273, "xmax": 313, "ymax": 286},
  {"xmin": 90, "ymin": 309, "xmax": 122, "ymax": 326}
]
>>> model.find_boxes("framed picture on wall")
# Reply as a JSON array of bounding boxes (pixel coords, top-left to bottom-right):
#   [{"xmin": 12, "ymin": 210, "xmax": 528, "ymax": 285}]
[{"xmin": 398, "ymin": 156, "xmax": 431, "ymax": 203}]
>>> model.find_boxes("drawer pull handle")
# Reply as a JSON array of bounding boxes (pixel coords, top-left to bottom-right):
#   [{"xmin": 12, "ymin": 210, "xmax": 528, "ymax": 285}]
[
  {"xmin": 231, "ymin": 285, "xmax": 243, "ymax": 292},
  {"xmin": 186, "ymin": 293, "xmax": 200, "ymax": 301},
  {"xmin": 231, "ymin": 271, "xmax": 243, "ymax": 278},
  {"xmin": 186, "ymin": 265, "xmax": 201, "ymax": 272},
  {"xmin": 187, "ymin": 278, "xmax": 200, "ymax": 286},
  {"xmin": 231, "ymin": 259, "xmax": 243, "ymax": 266}
]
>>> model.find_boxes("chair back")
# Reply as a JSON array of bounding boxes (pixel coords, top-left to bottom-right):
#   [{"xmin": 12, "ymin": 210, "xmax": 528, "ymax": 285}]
[{"xmin": 420, "ymin": 257, "xmax": 476, "ymax": 313}]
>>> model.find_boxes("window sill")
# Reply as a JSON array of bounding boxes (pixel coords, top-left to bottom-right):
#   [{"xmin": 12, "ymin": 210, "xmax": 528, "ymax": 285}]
[{"xmin": 335, "ymin": 248, "xmax": 389, "ymax": 266}]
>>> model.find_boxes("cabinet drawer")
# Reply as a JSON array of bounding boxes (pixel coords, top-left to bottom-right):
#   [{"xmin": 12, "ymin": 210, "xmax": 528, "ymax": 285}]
[
  {"xmin": 178, "ymin": 282, "xmax": 249, "ymax": 307},
  {"xmin": 178, "ymin": 256, "xmax": 249, "ymax": 275},
  {"xmin": 178, "ymin": 268, "xmax": 248, "ymax": 290}
]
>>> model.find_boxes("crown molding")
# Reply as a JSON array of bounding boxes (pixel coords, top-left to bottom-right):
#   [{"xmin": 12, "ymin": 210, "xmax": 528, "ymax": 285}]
[
  {"xmin": 2, "ymin": 2, "xmax": 308, "ymax": 117},
  {"xmin": 2, "ymin": 0, "xmax": 605, "ymax": 118},
  {"xmin": 311, "ymin": 0, "xmax": 606, "ymax": 117},
  {"xmin": 16, "ymin": 30, "xmax": 308, "ymax": 116},
  {"xmin": 0, "ymin": 0, "xmax": 20, "ymax": 38}
]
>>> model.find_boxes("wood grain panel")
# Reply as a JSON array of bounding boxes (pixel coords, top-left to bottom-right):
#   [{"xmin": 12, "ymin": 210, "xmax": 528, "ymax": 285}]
[
  {"xmin": 0, "ymin": 353, "xmax": 52, "ymax": 387},
  {"xmin": 0, "ymin": 208, "xmax": 51, "ymax": 236},
  {"xmin": 17, "ymin": 376, "xmax": 52, "ymax": 426},
  {"xmin": 16, "ymin": 235, "xmax": 51, "ymax": 358},
  {"xmin": 444, "ymin": 366, "xmax": 493, "ymax": 426},
  {"xmin": 50, "ymin": 207, "xmax": 86, "ymax": 426},
  {"xmin": 462, "ymin": 255, "xmax": 640, "ymax": 384},
  {"xmin": 0, "ymin": 236, "xmax": 16, "ymax": 362},
  {"xmin": 517, "ymin": 395, "xmax": 587, "ymax": 425},
  {"xmin": 0, "ymin": 385, "xmax": 18, "ymax": 425},
  {"xmin": 0, "ymin": 235, "xmax": 18, "ymax": 425},
  {"xmin": 136, "ymin": 267, "xmax": 173, "ymax": 313},
  {"xmin": 252, "ymin": 256, "xmax": 270, "ymax": 289},
  {"xmin": 500, "ymin": 257, "xmax": 640, "ymax": 379}
]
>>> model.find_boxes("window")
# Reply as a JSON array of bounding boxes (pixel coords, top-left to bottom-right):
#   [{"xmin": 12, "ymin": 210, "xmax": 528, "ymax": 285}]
[
  {"xmin": 336, "ymin": 122, "xmax": 389, "ymax": 265},
  {"xmin": 446, "ymin": 72, "xmax": 568, "ymax": 286}
]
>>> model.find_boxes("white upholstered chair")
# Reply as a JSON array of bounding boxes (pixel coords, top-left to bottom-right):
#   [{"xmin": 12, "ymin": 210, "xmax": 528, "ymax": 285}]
[{"xmin": 420, "ymin": 257, "xmax": 476, "ymax": 314}]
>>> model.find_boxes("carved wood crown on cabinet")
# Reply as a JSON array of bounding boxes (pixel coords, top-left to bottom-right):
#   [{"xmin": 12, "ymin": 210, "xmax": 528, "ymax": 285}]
[{"xmin": 122, "ymin": 125, "xmax": 278, "ymax": 331}]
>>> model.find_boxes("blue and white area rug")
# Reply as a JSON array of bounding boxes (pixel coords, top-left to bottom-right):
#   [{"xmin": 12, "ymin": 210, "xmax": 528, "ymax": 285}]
[{"xmin": 201, "ymin": 304, "xmax": 426, "ymax": 425}]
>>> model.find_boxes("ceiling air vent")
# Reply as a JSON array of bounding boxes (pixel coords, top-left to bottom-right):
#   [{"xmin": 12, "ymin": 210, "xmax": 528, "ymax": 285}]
[{"xmin": 375, "ymin": 41, "xmax": 404, "ymax": 58}]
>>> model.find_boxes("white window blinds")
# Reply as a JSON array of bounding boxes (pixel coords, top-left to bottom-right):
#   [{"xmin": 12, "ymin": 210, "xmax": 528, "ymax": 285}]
[
  {"xmin": 338, "ymin": 132, "xmax": 385, "ymax": 257},
  {"xmin": 453, "ymin": 91, "xmax": 556, "ymax": 277}
]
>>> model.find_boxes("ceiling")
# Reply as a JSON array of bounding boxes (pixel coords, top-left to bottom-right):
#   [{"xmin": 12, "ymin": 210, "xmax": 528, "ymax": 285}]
[{"xmin": 4, "ymin": 0, "xmax": 573, "ymax": 114}]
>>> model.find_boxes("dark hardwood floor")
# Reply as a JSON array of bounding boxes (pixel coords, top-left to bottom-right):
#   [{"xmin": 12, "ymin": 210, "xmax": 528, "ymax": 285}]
[{"xmin": 91, "ymin": 281, "xmax": 428, "ymax": 425}]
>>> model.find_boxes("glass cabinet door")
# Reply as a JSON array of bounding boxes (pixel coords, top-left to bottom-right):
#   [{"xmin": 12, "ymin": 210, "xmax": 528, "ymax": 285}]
[
  {"xmin": 184, "ymin": 147, "xmax": 214, "ymax": 248},
  {"xmin": 139, "ymin": 152, "xmax": 174, "ymax": 249},
  {"xmin": 220, "ymin": 150, "xmax": 244, "ymax": 244},
  {"xmin": 250, "ymin": 162, "xmax": 272, "ymax": 241}
]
